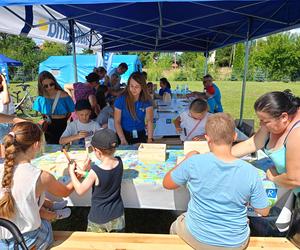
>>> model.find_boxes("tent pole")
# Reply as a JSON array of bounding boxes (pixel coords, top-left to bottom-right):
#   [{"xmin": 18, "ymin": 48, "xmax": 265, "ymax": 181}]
[
  {"xmin": 238, "ymin": 19, "xmax": 252, "ymax": 127},
  {"xmin": 70, "ymin": 19, "xmax": 78, "ymax": 82},
  {"xmin": 204, "ymin": 51, "xmax": 208, "ymax": 75}
]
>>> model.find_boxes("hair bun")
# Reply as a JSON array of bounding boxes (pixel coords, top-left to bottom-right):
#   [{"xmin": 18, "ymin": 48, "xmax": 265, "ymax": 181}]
[{"xmin": 283, "ymin": 89, "xmax": 300, "ymax": 108}]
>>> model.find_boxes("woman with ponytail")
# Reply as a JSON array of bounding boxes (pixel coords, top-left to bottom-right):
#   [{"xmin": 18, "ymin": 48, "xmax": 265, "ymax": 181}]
[
  {"xmin": 0, "ymin": 122, "xmax": 74, "ymax": 249},
  {"xmin": 232, "ymin": 90, "xmax": 300, "ymax": 236}
]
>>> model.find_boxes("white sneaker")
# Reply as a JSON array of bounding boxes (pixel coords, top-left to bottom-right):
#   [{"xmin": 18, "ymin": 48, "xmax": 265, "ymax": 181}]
[
  {"xmin": 52, "ymin": 200, "xmax": 68, "ymax": 210},
  {"xmin": 55, "ymin": 208, "xmax": 71, "ymax": 220}
]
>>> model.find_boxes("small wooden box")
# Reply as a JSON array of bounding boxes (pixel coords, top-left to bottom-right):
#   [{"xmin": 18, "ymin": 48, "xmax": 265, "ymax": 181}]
[
  {"xmin": 138, "ymin": 143, "xmax": 167, "ymax": 162},
  {"xmin": 184, "ymin": 141, "xmax": 210, "ymax": 155}
]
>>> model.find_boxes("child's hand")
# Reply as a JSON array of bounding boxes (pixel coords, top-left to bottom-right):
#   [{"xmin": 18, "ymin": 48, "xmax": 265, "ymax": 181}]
[
  {"xmin": 82, "ymin": 158, "xmax": 91, "ymax": 171},
  {"xmin": 192, "ymin": 135, "xmax": 205, "ymax": 141},
  {"xmin": 78, "ymin": 130, "xmax": 89, "ymax": 139},
  {"xmin": 175, "ymin": 127, "xmax": 182, "ymax": 133},
  {"xmin": 74, "ymin": 168, "xmax": 86, "ymax": 178},
  {"xmin": 68, "ymin": 160, "xmax": 77, "ymax": 174}
]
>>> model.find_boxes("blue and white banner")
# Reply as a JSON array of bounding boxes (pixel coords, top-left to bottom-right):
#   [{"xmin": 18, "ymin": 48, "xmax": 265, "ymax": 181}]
[{"xmin": 0, "ymin": 5, "xmax": 102, "ymax": 50}]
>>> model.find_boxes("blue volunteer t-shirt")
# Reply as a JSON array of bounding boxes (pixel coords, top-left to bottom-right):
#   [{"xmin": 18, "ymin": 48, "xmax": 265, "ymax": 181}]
[
  {"xmin": 212, "ymin": 83, "xmax": 223, "ymax": 112},
  {"xmin": 159, "ymin": 87, "xmax": 172, "ymax": 96},
  {"xmin": 114, "ymin": 95, "xmax": 152, "ymax": 132},
  {"xmin": 171, "ymin": 153, "xmax": 269, "ymax": 248}
]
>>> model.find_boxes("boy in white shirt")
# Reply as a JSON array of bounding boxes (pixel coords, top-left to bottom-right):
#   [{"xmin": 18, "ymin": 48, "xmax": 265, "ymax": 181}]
[
  {"xmin": 174, "ymin": 98, "xmax": 211, "ymax": 141},
  {"xmin": 59, "ymin": 100, "xmax": 101, "ymax": 147}
]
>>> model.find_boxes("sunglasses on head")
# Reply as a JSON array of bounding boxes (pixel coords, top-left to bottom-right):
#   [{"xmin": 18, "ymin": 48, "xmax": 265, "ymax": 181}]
[{"xmin": 43, "ymin": 82, "xmax": 55, "ymax": 89}]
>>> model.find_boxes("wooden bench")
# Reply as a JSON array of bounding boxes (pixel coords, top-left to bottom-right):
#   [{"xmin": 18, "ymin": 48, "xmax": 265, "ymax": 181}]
[{"xmin": 51, "ymin": 231, "xmax": 297, "ymax": 250}]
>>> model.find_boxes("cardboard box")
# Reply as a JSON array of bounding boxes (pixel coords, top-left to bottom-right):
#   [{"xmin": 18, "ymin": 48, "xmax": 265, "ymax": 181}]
[
  {"xmin": 138, "ymin": 143, "xmax": 167, "ymax": 162},
  {"xmin": 184, "ymin": 141, "xmax": 210, "ymax": 155}
]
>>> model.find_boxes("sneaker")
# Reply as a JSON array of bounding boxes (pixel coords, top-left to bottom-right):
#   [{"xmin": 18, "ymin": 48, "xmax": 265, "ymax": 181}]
[
  {"xmin": 55, "ymin": 208, "xmax": 71, "ymax": 220},
  {"xmin": 52, "ymin": 200, "xmax": 68, "ymax": 210}
]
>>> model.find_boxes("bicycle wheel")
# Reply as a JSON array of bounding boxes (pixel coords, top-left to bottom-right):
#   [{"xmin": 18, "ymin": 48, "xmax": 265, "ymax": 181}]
[
  {"xmin": 15, "ymin": 95, "xmax": 33, "ymax": 118},
  {"xmin": 21, "ymin": 96, "xmax": 34, "ymax": 118}
]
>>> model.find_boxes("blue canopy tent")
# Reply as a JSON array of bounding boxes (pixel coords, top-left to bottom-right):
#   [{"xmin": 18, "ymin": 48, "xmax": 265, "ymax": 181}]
[
  {"xmin": 1, "ymin": 0, "xmax": 300, "ymax": 121},
  {"xmin": 39, "ymin": 54, "xmax": 97, "ymax": 86},
  {"xmin": 109, "ymin": 55, "xmax": 142, "ymax": 84},
  {"xmin": 0, "ymin": 54, "xmax": 23, "ymax": 84}
]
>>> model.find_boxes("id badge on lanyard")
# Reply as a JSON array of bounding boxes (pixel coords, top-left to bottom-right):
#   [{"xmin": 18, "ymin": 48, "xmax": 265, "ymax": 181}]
[{"xmin": 132, "ymin": 129, "xmax": 138, "ymax": 139}]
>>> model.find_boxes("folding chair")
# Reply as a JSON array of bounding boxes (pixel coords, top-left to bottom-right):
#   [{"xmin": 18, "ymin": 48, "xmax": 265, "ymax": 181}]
[{"xmin": 0, "ymin": 218, "xmax": 28, "ymax": 250}]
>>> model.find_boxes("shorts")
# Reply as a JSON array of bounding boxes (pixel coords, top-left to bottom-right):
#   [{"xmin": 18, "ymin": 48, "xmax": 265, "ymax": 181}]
[
  {"xmin": 170, "ymin": 213, "xmax": 249, "ymax": 250},
  {"xmin": 87, "ymin": 214, "xmax": 125, "ymax": 233},
  {"xmin": 0, "ymin": 220, "xmax": 53, "ymax": 250}
]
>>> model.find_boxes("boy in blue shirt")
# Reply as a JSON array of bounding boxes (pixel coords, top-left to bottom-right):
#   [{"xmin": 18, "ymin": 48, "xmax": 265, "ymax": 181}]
[{"xmin": 163, "ymin": 113, "xmax": 270, "ymax": 249}]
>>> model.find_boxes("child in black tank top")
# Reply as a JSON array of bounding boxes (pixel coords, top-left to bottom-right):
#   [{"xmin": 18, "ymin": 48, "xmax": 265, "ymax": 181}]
[{"xmin": 69, "ymin": 128, "xmax": 125, "ymax": 232}]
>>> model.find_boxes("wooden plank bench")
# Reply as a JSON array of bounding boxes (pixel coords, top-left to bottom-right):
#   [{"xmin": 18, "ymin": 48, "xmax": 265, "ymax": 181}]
[{"xmin": 51, "ymin": 231, "xmax": 297, "ymax": 250}]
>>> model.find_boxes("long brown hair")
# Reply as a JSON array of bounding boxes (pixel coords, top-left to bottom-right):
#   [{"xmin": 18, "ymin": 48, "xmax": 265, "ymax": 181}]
[
  {"xmin": 38, "ymin": 71, "xmax": 63, "ymax": 96},
  {"xmin": 0, "ymin": 122, "xmax": 43, "ymax": 219},
  {"xmin": 123, "ymin": 72, "xmax": 151, "ymax": 120}
]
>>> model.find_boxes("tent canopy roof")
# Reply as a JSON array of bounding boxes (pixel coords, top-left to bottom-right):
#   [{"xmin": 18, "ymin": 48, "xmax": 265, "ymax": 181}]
[
  {"xmin": 0, "ymin": 54, "xmax": 23, "ymax": 66},
  {"xmin": 2, "ymin": 1, "xmax": 300, "ymax": 52}
]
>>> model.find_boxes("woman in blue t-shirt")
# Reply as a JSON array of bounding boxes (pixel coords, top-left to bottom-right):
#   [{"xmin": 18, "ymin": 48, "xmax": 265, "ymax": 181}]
[
  {"xmin": 114, "ymin": 72, "xmax": 153, "ymax": 145},
  {"xmin": 33, "ymin": 71, "xmax": 75, "ymax": 144},
  {"xmin": 158, "ymin": 77, "xmax": 172, "ymax": 98}
]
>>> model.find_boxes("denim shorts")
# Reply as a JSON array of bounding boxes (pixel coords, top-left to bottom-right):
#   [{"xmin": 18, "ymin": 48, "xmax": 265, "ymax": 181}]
[
  {"xmin": 0, "ymin": 123, "xmax": 11, "ymax": 144},
  {"xmin": 0, "ymin": 220, "xmax": 53, "ymax": 250}
]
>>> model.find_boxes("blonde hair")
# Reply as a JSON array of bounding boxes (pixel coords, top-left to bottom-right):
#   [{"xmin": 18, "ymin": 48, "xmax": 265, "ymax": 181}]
[
  {"xmin": 205, "ymin": 113, "xmax": 236, "ymax": 145},
  {"xmin": 0, "ymin": 122, "xmax": 42, "ymax": 219}
]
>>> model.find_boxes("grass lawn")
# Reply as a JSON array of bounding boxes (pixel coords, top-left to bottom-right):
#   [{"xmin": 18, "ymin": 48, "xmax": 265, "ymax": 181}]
[{"xmin": 9, "ymin": 80, "xmax": 300, "ymax": 129}]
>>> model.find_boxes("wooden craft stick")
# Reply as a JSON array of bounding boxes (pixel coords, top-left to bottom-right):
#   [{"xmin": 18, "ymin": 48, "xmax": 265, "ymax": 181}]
[{"xmin": 62, "ymin": 148, "xmax": 72, "ymax": 163}]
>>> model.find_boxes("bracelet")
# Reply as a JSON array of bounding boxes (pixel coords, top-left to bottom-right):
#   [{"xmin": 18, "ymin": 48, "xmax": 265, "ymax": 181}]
[{"xmin": 84, "ymin": 171, "xmax": 89, "ymax": 178}]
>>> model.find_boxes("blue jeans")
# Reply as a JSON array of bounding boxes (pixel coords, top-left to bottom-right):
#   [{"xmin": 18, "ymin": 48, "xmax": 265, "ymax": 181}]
[
  {"xmin": 0, "ymin": 220, "xmax": 53, "ymax": 250},
  {"xmin": 249, "ymin": 207, "xmax": 287, "ymax": 237}
]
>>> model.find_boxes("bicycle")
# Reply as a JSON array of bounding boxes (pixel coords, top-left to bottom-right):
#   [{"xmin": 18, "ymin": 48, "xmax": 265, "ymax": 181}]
[{"xmin": 11, "ymin": 82, "xmax": 36, "ymax": 118}]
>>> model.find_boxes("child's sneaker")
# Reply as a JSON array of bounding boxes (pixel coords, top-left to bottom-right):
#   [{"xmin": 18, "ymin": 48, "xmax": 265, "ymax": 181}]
[
  {"xmin": 55, "ymin": 208, "xmax": 71, "ymax": 220},
  {"xmin": 52, "ymin": 200, "xmax": 68, "ymax": 210}
]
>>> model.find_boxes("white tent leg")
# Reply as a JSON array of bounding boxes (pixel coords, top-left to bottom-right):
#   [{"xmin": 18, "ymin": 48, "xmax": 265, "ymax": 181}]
[{"xmin": 70, "ymin": 19, "xmax": 78, "ymax": 83}]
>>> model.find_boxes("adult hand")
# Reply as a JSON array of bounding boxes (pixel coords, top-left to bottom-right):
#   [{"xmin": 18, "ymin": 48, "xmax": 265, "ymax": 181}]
[
  {"xmin": 0, "ymin": 74, "xmax": 7, "ymax": 86},
  {"xmin": 120, "ymin": 138, "xmax": 128, "ymax": 145},
  {"xmin": 147, "ymin": 138, "xmax": 154, "ymax": 143},
  {"xmin": 78, "ymin": 130, "xmax": 89, "ymax": 139},
  {"xmin": 266, "ymin": 166, "xmax": 279, "ymax": 182}
]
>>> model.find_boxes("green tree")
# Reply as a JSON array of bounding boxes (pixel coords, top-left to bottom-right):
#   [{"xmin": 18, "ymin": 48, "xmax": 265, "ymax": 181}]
[
  {"xmin": 215, "ymin": 46, "xmax": 232, "ymax": 67},
  {"xmin": 0, "ymin": 33, "xmax": 41, "ymax": 81},
  {"xmin": 40, "ymin": 41, "xmax": 71, "ymax": 61},
  {"xmin": 252, "ymin": 33, "xmax": 300, "ymax": 81}
]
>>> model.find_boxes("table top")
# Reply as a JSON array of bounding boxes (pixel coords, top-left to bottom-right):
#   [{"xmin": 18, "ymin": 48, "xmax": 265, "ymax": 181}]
[{"xmin": 33, "ymin": 145, "xmax": 277, "ymax": 206}]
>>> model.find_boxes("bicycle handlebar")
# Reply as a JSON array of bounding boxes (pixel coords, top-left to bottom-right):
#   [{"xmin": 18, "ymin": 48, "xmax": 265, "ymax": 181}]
[{"xmin": 16, "ymin": 84, "xmax": 31, "ymax": 90}]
